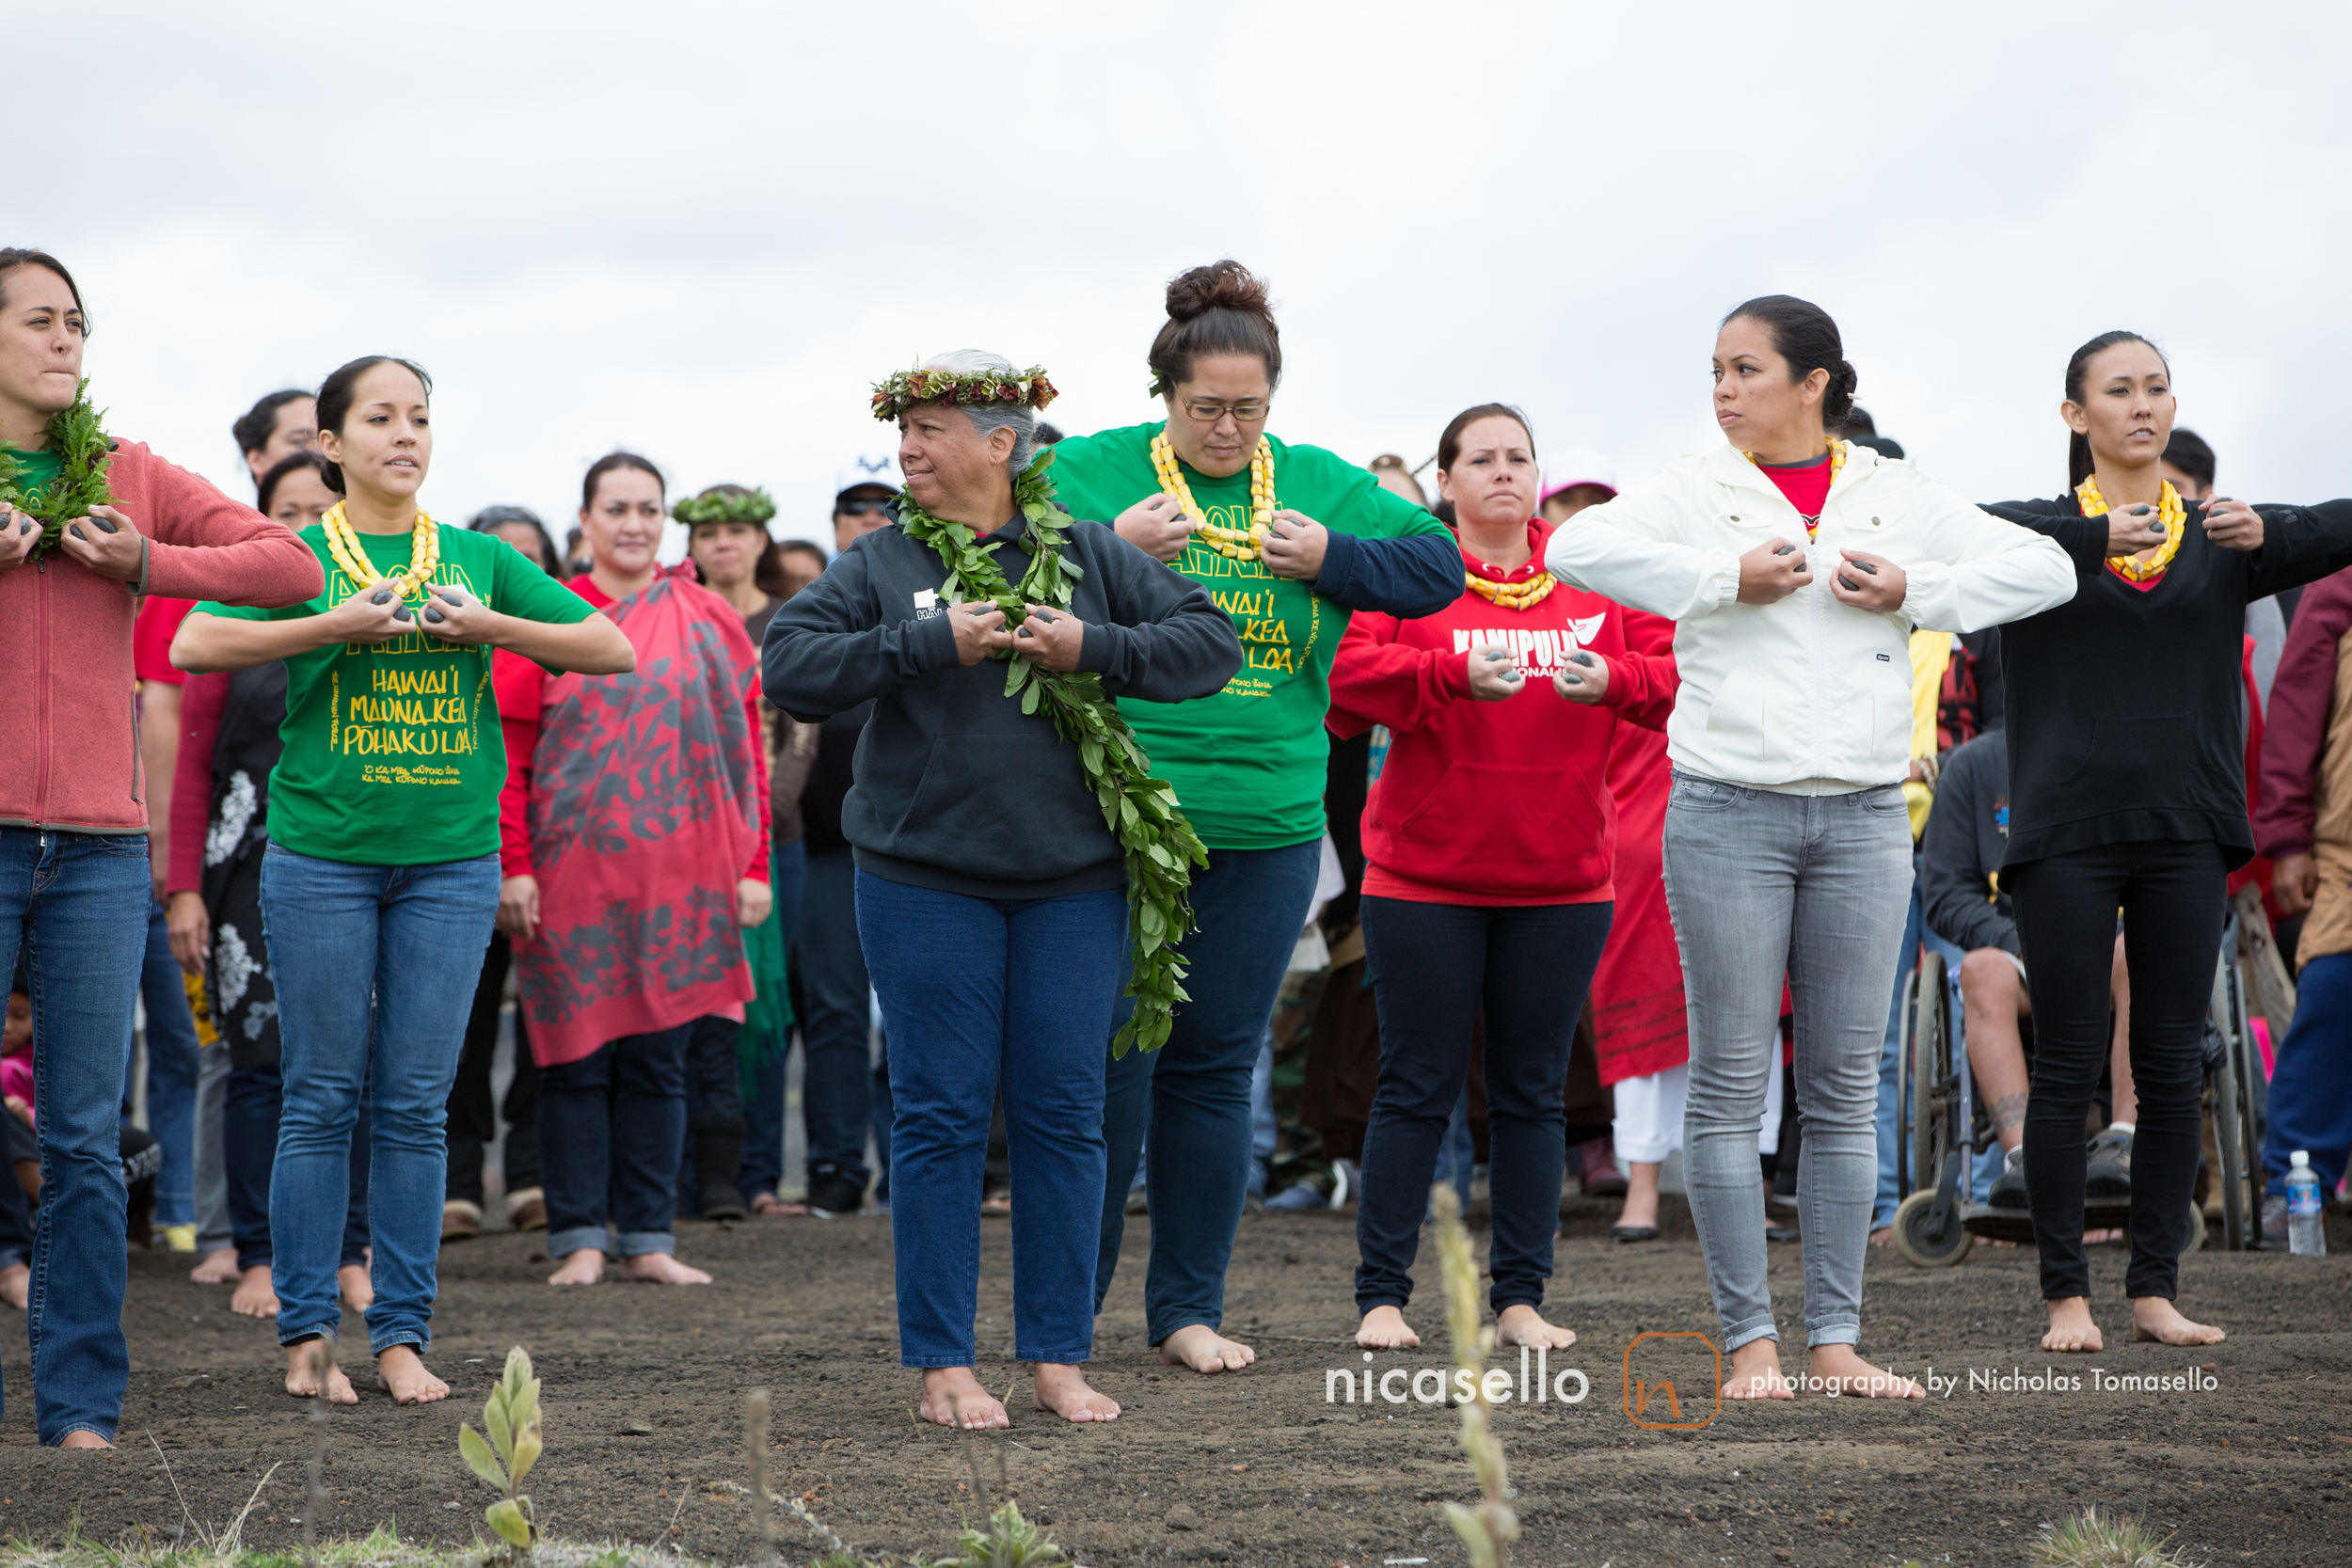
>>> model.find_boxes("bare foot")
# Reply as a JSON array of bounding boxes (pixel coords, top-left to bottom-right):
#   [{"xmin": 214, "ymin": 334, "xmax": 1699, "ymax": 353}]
[
  {"xmin": 57, "ymin": 1430, "xmax": 115, "ymax": 1449},
  {"xmin": 1867, "ymin": 1226, "xmax": 1894, "ymax": 1248},
  {"xmin": 230, "ymin": 1265, "xmax": 279, "ymax": 1320},
  {"xmin": 338, "ymin": 1263, "xmax": 373, "ymax": 1314},
  {"xmin": 618, "ymin": 1253, "xmax": 712, "ymax": 1285},
  {"xmin": 0, "ymin": 1261, "xmax": 27, "ymax": 1311},
  {"xmin": 1356, "ymin": 1306, "xmax": 1421, "ymax": 1350},
  {"xmin": 1158, "ymin": 1322, "xmax": 1255, "ymax": 1373},
  {"xmin": 2042, "ymin": 1296, "xmax": 2104, "ymax": 1354},
  {"xmin": 749, "ymin": 1193, "xmax": 806, "ymax": 1216},
  {"xmin": 1031, "ymin": 1362, "xmax": 1120, "ymax": 1421},
  {"xmin": 1495, "ymin": 1304, "xmax": 1576, "ymax": 1350},
  {"xmin": 2083, "ymin": 1227, "xmax": 2122, "ymax": 1244},
  {"xmin": 285, "ymin": 1342, "xmax": 358, "ymax": 1404},
  {"xmin": 548, "ymin": 1248, "xmax": 607, "ymax": 1287},
  {"xmin": 190, "ymin": 1246, "xmax": 241, "ymax": 1285},
  {"xmin": 919, "ymin": 1367, "xmax": 1009, "ymax": 1429},
  {"xmin": 2133, "ymin": 1297, "xmax": 2226, "ymax": 1346},
  {"xmin": 1721, "ymin": 1338, "xmax": 1794, "ymax": 1401},
  {"xmin": 1806, "ymin": 1344, "xmax": 1924, "ymax": 1399},
  {"xmin": 375, "ymin": 1344, "xmax": 450, "ymax": 1404},
  {"xmin": 1615, "ymin": 1199, "xmax": 1660, "ymax": 1229}
]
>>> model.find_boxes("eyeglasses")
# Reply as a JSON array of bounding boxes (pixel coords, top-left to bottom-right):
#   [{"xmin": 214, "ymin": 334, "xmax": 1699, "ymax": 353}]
[
  {"xmin": 1179, "ymin": 398, "xmax": 1270, "ymax": 426},
  {"xmin": 835, "ymin": 499, "xmax": 893, "ymax": 516}
]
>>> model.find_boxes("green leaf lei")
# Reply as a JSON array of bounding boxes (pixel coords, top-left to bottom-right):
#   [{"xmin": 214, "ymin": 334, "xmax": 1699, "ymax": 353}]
[
  {"xmin": 0, "ymin": 380, "xmax": 116, "ymax": 557},
  {"xmin": 671, "ymin": 485, "xmax": 777, "ymax": 527},
  {"xmin": 895, "ymin": 447, "xmax": 1207, "ymax": 1055}
]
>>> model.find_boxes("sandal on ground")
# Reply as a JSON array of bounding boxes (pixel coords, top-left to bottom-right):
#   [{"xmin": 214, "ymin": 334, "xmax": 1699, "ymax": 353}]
[
  {"xmin": 441, "ymin": 1200, "xmax": 482, "ymax": 1243},
  {"xmin": 1610, "ymin": 1224, "xmax": 1660, "ymax": 1243}
]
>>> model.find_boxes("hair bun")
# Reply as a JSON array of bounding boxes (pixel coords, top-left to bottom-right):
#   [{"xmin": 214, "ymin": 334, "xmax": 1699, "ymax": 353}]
[
  {"xmin": 1836, "ymin": 360, "xmax": 1860, "ymax": 396},
  {"xmin": 1166, "ymin": 260, "xmax": 1272, "ymax": 325}
]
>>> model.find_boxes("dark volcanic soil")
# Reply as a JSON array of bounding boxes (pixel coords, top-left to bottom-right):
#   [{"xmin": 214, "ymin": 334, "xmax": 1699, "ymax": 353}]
[{"xmin": 3, "ymin": 1195, "xmax": 2347, "ymax": 1567}]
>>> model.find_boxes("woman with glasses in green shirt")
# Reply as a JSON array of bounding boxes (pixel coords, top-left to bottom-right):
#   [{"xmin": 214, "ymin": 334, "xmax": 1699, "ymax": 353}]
[{"xmin": 1046, "ymin": 261, "xmax": 1462, "ymax": 1375}]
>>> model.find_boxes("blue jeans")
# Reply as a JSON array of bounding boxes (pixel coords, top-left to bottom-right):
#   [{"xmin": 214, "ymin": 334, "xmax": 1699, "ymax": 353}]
[
  {"xmin": 261, "ymin": 845, "xmax": 499, "ymax": 1354},
  {"xmin": 743, "ymin": 839, "xmax": 806, "ymax": 1201},
  {"xmin": 1096, "ymin": 841, "xmax": 1323, "ymax": 1343},
  {"xmin": 1, "ymin": 827, "xmax": 152, "ymax": 1444},
  {"xmin": 2264, "ymin": 950, "xmax": 2352, "ymax": 1197},
  {"xmin": 859, "ymin": 870, "xmax": 1124, "ymax": 1367},
  {"xmin": 226, "ymin": 1059, "xmax": 371, "ymax": 1273},
  {"xmin": 130, "ymin": 895, "xmax": 202, "ymax": 1228},
  {"xmin": 540, "ymin": 1026, "xmax": 691, "ymax": 1258},
  {"xmin": 798, "ymin": 847, "xmax": 878, "ymax": 1194}
]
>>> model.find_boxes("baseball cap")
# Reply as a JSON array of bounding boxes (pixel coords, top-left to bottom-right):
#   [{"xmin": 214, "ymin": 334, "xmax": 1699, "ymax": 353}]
[
  {"xmin": 1540, "ymin": 448, "xmax": 1617, "ymax": 504},
  {"xmin": 835, "ymin": 453, "xmax": 900, "ymax": 501}
]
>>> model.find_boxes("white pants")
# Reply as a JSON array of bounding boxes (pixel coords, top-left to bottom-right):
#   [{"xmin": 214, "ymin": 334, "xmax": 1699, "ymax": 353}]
[{"xmin": 1610, "ymin": 1045, "xmax": 1786, "ymax": 1164}]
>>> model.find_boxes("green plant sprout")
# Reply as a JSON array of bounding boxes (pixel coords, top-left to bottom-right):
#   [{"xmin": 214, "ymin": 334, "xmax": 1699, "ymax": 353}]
[
  {"xmin": 458, "ymin": 1348, "xmax": 544, "ymax": 1558},
  {"xmin": 936, "ymin": 1499, "xmax": 1063, "ymax": 1568}
]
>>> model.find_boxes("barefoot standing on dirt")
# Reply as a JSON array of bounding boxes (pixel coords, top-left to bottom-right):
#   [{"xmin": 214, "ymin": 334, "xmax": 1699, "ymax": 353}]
[
  {"xmin": 764, "ymin": 351, "xmax": 1241, "ymax": 1426},
  {"xmin": 174, "ymin": 356, "xmax": 631, "ymax": 1408}
]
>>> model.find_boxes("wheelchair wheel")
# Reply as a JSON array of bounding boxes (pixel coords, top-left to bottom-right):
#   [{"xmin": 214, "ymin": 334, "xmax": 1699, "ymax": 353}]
[
  {"xmin": 1894, "ymin": 965, "xmax": 1920, "ymax": 1198},
  {"xmin": 1893, "ymin": 1188, "xmax": 1973, "ymax": 1268},
  {"xmin": 2209, "ymin": 953, "xmax": 2257, "ymax": 1250},
  {"xmin": 1908, "ymin": 953, "xmax": 1953, "ymax": 1219}
]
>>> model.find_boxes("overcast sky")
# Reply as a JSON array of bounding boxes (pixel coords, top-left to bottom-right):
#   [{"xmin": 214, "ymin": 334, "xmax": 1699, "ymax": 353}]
[{"xmin": 14, "ymin": 2, "xmax": 2352, "ymax": 549}]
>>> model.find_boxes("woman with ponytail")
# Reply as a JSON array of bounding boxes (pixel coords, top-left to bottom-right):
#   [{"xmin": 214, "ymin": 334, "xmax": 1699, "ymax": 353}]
[
  {"xmin": 173, "ymin": 356, "xmax": 630, "ymax": 1406},
  {"xmin": 1047, "ymin": 261, "xmax": 1462, "ymax": 1375},
  {"xmin": 1979, "ymin": 333, "xmax": 2352, "ymax": 1354},
  {"xmin": 1546, "ymin": 296, "xmax": 2075, "ymax": 1401}
]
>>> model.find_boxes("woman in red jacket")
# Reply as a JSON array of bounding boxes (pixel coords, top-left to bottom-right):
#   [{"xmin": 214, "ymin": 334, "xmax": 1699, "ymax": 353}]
[{"xmin": 1329, "ymin": 404, "xmax": 1676, "ymax": 1352}]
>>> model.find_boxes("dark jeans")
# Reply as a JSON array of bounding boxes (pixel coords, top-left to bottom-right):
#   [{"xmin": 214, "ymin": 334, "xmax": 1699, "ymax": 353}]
[
  {"xmin": 2264, "ymin": 950, "xmax": 2352, "ymax": 1196},
  {"xmin": 858, "ymin": 870, "xmax": 1124, "ymax": 1366},
  {"xmin": 1097, "ymin": 841, "xmax": 1323, "ymax": 1343},
  {"xmin": 131, "ymin": 895, "xmax": 203, "ymax": 1227},
  {"xmin": 799, "ymin": 846, "xmax": 877, "ymax": 1193},
  {"xmin": 741, "ymin": 838, "xmax": 806, "ymax": 1200},
  {"xmin": 538, "ymin": 1026, "xmax": 691, "ymax": 1259},
  {"xmin": 226, "ymin": 1059, "xmax": 370, "ymax": 1273},
  {"xmin": 1356, "ymin": 897, "xmax": 1613, "ymax": 1314},
  {"xmin": 0, "ymin": 826, "xmax": 152, "ymax": 1444},
  {"xmin": 2010, "ymin": 839, "xmax": 2224, "ymax": 1301},
  {"xmin": 447, "ymin": 932, "xmax": 538, "ymax": 1208}
]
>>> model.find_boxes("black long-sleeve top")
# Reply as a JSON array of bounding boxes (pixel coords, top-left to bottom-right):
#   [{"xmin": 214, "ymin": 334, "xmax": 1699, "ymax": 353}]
[
  {"xmin": 1984, "ymin": 495, "xmax": 2352, "ymax": 869},
  {"xmin": 761, "ymin": 512, "xmax": 1243, "ymax": 899}
]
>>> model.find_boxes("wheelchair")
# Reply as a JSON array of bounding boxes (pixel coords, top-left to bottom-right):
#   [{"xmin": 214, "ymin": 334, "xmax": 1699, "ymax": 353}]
[{"xmin": 1889, "ymin": 915, "xmax": 2265, "ymax": 1267}]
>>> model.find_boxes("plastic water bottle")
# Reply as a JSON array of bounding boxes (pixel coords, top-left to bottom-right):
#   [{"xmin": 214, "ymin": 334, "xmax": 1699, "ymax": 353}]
[{"xmin": 2286, "ymin": 1150, "xmax": 2327, "ymax": 1257}]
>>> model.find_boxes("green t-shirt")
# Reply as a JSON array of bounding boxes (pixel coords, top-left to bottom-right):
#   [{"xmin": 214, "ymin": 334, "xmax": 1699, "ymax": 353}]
[
  {"xmin": 1, "ymin": 445, "xmax": 64, "ymax": 500},
  {"xmin": 198, "ymin": 522, "xmax": 596, "ymax": 865},
  {"xmin": 1047, "ymin": 421, "xmax": 1452, "ymax": 849}
]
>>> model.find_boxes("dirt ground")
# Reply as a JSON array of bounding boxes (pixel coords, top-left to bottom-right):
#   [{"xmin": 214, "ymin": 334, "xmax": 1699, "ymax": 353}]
[{"xmin": 3, "ymin": 1193, "xmax": 2347, "ymax": 1567}]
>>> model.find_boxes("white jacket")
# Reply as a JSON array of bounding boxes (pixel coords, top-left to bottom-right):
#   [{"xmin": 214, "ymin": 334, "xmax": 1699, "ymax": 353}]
[{"xmin": 1543, "ymin": 442, "xmax": 2074, "ymax": 790}]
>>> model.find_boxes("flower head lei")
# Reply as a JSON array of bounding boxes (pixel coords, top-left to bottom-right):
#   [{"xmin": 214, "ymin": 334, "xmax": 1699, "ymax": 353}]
[
  {"xmin": 870, "ymin": 362, "xmax": 1057, "ymax": 423},
  {"xmin": 671, "ymin": 486, "xmax": 779, "ymax": 528},
  {"xmin": 0, "ymin": 379, "xmax": 117, "ymax": 558},
  {"xmin": 868, "ymin": 362, "xmax": 1202, "ymax": 1056}
]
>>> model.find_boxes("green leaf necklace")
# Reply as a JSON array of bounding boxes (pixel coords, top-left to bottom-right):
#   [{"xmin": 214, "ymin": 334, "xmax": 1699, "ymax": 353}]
[
  {"xmin": 896, "ymin": 447, "xmax": 1208, "ymax": 1056},
  {"xmin": 0, "ymin": 379, "xmax": 118, "ymax": 557}
]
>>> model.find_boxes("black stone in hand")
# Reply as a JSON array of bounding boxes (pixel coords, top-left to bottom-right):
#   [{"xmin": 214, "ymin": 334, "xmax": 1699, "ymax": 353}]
[{"xmin": 372, "ymin": 589, "xmax": 394, "ymax": 604}]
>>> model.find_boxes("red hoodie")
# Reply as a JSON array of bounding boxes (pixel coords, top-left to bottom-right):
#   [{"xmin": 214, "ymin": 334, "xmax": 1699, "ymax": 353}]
[
  {"xmin": 1327, "ymin": 519, "xmax": 1677, "ymax": 906},
  {"xmin": 0, "ymin": 440, "xmax": 321, "ymax": 835}
]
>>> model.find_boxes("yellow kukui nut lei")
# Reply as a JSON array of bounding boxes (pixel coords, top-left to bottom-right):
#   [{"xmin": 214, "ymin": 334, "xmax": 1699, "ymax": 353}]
[
  {"xmin": 1463, "ymin": 567, "xmax": 1557, "ymax": 610},
  {"xmin": 322, "ymin": 499, "xmax": 440, "ymax": 596},
  {"xmin": 1151, "ymin": 431, "xmax": 1276, "ymax": 562},
  {"xmin": 2076, "ymin": 474, "xmax": 2186, "ymax": 583},
  {"xmin": 1742, "ymin": 437, "xmax": 1847, "ymax": 540}
]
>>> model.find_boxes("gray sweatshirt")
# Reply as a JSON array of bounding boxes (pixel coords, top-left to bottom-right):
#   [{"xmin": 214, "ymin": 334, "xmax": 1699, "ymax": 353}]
[{"xmin": 761, "ymin": 512, "xmax": 1242, "ymax": 898}]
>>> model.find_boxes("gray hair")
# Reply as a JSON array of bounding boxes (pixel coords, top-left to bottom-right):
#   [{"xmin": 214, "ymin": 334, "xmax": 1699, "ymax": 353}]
[{"xmin": 920, "ymin": 348, "xmax": 1037, "ymax": 472}]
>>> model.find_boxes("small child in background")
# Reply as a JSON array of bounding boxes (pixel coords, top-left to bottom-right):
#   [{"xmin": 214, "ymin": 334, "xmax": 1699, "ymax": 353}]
[
  {"xmin": 3, "ymin": 988, "xmax": 34, "ymax": 1132},
  {"xmin": 3, "ymin": 988, "xmax": 34, "ymax": 1306}
]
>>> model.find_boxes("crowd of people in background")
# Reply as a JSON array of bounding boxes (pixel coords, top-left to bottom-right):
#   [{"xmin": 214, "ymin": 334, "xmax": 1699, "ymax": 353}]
[{"xmin": 2, "ymin": 242, "xmax": 2346, "ymax": 1447}]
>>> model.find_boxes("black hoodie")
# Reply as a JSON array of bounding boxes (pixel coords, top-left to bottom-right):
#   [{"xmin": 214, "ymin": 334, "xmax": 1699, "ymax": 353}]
[{"xmin": 762, "ymin": 513, "xmax": 1242, "ymax": 899}]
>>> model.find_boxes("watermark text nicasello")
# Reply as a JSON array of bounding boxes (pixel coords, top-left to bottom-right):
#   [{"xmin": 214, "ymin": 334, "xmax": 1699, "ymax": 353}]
[{"xmin": 1326, "ymin": 1347, "xmax": 1590, "ymax": 1407}]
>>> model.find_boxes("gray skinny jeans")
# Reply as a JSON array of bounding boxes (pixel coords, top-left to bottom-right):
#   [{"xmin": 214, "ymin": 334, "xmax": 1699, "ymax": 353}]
[
  {"xmin": 193, "ymin": 1040, "xmax": 233, "ymax": 1257},
  {"xmin": 1660, "ymin": 772, "xmax": 1913, "ymax": 1352}
]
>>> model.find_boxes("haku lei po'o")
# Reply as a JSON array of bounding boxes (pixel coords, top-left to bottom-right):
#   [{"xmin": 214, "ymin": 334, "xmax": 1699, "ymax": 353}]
[
  {"xmin": 1151, "ymin": 431, "xmax": 1277, "ymax": 562},
  {"xmin": 321, "ymin": 500, "xmax": 441, "ymax": 598},
  {"xmin": 0, "ymin": 379, "xmax": 117, "ymax": 557},
  {"xmin": 2077, "ymin": 475, "xmax": 2186, "ymax": 583},
  {"xmin": 889, "ymin": 444, "xmax": 1208, "ymax": 1057}
]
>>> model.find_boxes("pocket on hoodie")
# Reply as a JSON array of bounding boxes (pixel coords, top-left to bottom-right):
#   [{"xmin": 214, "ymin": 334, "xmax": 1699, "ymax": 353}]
[
  {"xmin": 888, "ymin": 731, "xmax": 1108, "ymax": 882},
  {"xmin": 1390, "ymin": 763, "xmax": 1613, "ymax": 896},
  {"xmin": 1700, "ymin": 659, "xmax": 1790, "ymax": 771}
]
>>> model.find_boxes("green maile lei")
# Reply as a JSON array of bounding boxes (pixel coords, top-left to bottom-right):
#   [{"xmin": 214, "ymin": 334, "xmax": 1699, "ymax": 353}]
[
  {"xmin": 896, "ymin": 446, "xmax": 1206, "ymax": 1056},
  {"xmin": 671, "ymin": 486, "xmax": 777, "ymax": 527},
  {"xmin": 0, "ymin": 380, "xmax": 116, "ymax": 557}
]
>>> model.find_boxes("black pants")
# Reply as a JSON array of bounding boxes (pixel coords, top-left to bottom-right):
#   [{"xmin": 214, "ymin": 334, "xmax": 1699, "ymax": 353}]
[
  {"xmin": 446, "ymin": 933, "xmax": 539, "ymax": 1206},
  {"xmin": 1355, "ymin": 896, "xmax": 1613, "ymax": 1315},
  {"xmin": 2009, "ymin": 839, "xmax": 2223, "ymax": 1301}
]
